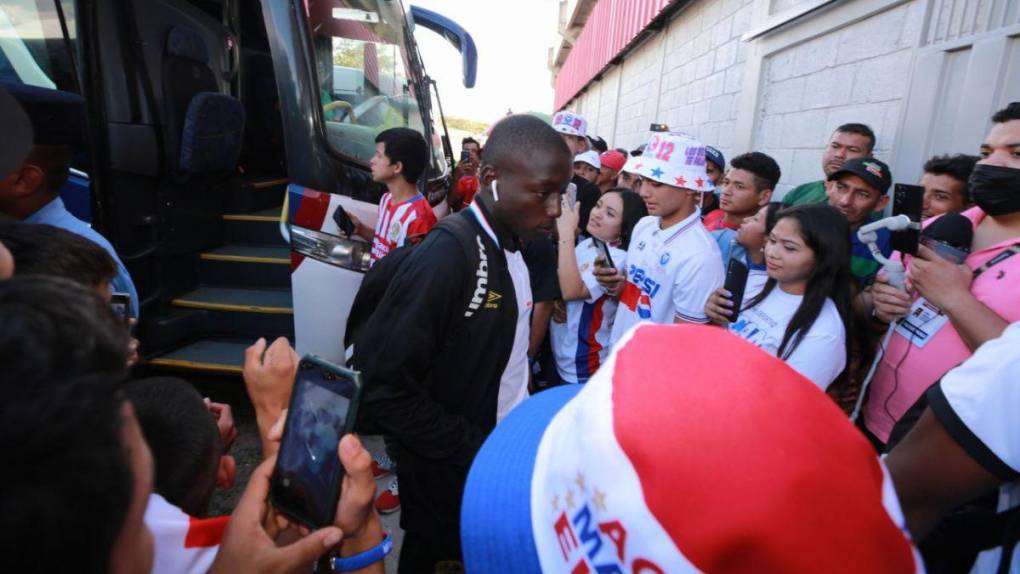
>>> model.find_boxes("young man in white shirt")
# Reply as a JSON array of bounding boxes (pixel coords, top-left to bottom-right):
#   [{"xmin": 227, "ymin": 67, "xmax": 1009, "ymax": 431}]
[{"xmin": 595, "ymin": 132, "xmax": 724, "ymax": 344}]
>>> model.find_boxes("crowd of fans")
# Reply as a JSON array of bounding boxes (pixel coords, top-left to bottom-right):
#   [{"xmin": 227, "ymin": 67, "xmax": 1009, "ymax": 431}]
[{"xmin": 3, "ymin": 65, "xmax": 1020, "ymax": 574}]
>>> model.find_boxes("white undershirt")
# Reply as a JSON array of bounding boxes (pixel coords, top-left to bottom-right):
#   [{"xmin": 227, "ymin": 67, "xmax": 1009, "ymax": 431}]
[{"xmin": 496, "ymin": 249, "xmax": 533, "ymax": 422}]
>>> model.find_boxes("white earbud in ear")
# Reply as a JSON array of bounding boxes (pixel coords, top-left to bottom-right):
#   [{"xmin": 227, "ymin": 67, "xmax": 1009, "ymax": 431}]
[{"xmin": 491, "ymin": 179, "xmax": 500, "ymax": 202}]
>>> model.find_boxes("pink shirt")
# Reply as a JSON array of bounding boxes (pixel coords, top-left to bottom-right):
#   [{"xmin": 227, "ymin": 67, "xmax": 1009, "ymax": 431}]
[{"xmin": 864, "ymin": 207, "xmax": 1020, "ymax": 442}]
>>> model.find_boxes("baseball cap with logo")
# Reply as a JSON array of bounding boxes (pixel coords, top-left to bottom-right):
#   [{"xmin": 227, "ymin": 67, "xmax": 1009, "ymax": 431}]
[
  {"xmin": 574, "ymin": 151, "xmax": 601, "ymax": 170},
  {"xmin": 552, "ymin": 110, "xmax": 588, "ymax": 138},
  {"xmin": 828, "ymin": 157, "xmax": 892, "ymax": 195},
  {"xmin": 462, "ymin": 324, "xmax": 920, "ymax": 573},
  {"xmin": 705, "ymin": 145, "xmax": 726, "ymax": 171},
  {"xmin": 599, "ymin": 150, "xmax": 627, "ymax": 173},
  {"xmin": 632, "ymin": 132, "xmax": 713, "ymax": 192}
]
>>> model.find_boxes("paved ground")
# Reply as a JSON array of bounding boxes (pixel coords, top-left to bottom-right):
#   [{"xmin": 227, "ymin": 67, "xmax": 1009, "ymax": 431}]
[{"xmin": 192, "ymin": 376, "xmax": 404, "ymax": 573}]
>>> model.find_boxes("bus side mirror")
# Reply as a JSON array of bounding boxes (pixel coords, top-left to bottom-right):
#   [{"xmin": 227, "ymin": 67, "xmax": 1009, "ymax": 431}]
[{"xmin": 409, "ymin": 5, "xmax": 477, "ymax": 89}]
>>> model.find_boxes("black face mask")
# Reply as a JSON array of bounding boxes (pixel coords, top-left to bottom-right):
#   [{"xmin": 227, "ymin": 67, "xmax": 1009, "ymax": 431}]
[{"xmin": 969, "ymin": 164, "xmax": 1020, "ymax": 216}]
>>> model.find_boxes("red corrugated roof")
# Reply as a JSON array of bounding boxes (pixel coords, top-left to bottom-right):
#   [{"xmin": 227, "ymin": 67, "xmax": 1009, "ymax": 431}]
[{"xmin": 554, "ymin": 0, "xmax": 673, "ymax": 110}]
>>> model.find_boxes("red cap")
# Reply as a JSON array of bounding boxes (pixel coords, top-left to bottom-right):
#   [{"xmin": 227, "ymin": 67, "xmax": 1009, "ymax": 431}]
[{"xmin": 599, "ymin": 150, "xmax": 627, "ymax": 172}]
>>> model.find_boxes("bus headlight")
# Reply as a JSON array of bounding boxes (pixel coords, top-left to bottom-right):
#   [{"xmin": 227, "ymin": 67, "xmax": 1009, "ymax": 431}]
[{"xmin": 289, "ymin": 225, "xmax": 372, "ymax": 272}]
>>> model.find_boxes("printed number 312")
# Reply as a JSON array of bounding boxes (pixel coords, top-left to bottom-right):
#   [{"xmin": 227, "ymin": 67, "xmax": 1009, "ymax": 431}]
[{"xmin": 655, "ymin": 142, "xmax": 674, "ymax": 162}]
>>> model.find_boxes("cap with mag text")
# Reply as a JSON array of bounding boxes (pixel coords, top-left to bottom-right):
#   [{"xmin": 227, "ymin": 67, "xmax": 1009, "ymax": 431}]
[{"xmin": 461, "ymin": 324, "xmax": 921, "ymax": 574}]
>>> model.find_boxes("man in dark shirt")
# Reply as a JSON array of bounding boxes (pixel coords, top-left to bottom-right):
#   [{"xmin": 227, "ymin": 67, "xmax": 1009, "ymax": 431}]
[{"xmin": 353, "ymin": 114, "xmax": 573, "ymax": 573}]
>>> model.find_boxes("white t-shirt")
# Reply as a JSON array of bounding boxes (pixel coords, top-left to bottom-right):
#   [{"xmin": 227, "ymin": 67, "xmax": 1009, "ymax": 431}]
[
  {"xmin": 610, "ymin": 211, "xmax": 724, "ymax": 344},
  {"xmin": 145, "ymin": 493, "xmax": 223, "ymax": 574},
  {"xmin": 550, "ymin": 238, "xmax": 627, "ymax": 384},
  {"xmin": 728, "ymin": 287, "xmax": 846, "ymax": 390},
  {"xmin": 929, "ymin": 321, "xmax": 1020, "ymax": 574},
  {"xmin": 745, "ymin": 267, "xmax": 769, "ymax": 300},
  {"xmin": 495, "ymin": 248, "xmax": 533, "ymax": 422},
  {"xmin": 467, "ymin": 202, "xmax": 533, "ymax": 423}
]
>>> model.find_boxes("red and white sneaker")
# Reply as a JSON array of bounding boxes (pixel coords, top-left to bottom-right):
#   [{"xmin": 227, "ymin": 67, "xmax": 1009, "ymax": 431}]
[
  {"xmin": 375, "ymin": 477, "xmax": 400, "ymax": 515},
  {"xmin": 371, "ymin": 453, "xmax": 394, "ymax": 479}
]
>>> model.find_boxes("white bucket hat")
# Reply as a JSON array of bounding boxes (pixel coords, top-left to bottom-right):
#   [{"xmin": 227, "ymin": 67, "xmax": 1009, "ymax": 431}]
[{"xmin": 633, "ymin": 132, "xmax": 712, "ymax": 192}]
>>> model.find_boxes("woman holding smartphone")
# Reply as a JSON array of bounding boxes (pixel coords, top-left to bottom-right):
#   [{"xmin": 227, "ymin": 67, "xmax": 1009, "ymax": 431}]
[
  {"xmin": 725, "ymin": 204, "xmax": 853, "ymax": 390},
  {"xmin": 552, "ymin": 188, "xmax": 646, "ymax": 384}
]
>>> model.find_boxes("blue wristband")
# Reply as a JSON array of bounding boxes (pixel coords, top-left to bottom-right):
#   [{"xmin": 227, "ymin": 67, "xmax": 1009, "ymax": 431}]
[{"xmin": 330, "ymin": 532, "xmax": 392, "ymax": 572}]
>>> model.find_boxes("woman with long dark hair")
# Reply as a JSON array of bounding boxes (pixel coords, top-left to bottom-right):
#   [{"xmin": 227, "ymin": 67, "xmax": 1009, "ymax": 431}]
[
  {"xmin": 726, "ymin": 204, "xmax": 853, "ymax": 390},
  {"xmin": 552, "ymin": 188, "xmax": 647, "ymax": 383}
]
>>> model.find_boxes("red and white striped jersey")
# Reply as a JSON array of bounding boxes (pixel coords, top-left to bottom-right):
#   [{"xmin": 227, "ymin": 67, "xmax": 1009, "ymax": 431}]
[
  {"xmin": 144, "ymin": 493, "xmax": 226, "ymax": 574},
  {"xmin": 370, "ymin": 191, "xmax": 437, "ymax": 264}
]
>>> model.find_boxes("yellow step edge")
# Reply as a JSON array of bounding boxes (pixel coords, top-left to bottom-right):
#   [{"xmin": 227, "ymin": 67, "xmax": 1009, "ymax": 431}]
[
  {"xmin": 148, "ymin": 357, "xmax": 243, "ymax": 375},
  {"xmin": 250, "ymin": 177, "xmax": 289, "ymax": 190},
  {"xmin": 172, "ymin": 298, "xmax": 294, "ymax": 315},
  {"xmin": 222, "ymin": 214, "xmax": 279, "ymax": 222},
  {"xmin": 200, "ymin": 252, "xmax": 290, "ymax": 265}
]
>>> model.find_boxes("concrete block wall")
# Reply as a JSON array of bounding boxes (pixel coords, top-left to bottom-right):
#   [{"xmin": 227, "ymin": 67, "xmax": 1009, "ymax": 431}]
[
  {"xmin": 557, "ymin": 0, "xmax": 929, "ymax": 198},
  {"xmin": 651, "ymin": 0, "xmax": 756, "ymax": 160},
  {"xmin": 563, "ymin": 0, "xmax": 755, "ymax": 155},
  {"xmin": 753, "ymin": 0, "xmax": 925, "ymax": 196}
]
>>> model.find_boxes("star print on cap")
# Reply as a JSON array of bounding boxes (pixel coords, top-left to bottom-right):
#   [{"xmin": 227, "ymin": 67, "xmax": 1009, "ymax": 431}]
[{"xmin": 635, "ymin": 132, "xmax": 713, "ymax": 192}]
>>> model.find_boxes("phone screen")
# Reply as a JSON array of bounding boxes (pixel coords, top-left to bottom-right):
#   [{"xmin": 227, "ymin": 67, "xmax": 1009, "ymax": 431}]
[
  {"xmin": 270, "ymin": 358, "xmax": 360, "ymax": 527},
  {"xmin": 891, "ymin": 184, "xmax": 923, "ymax": 256},
  {"xmin": 565, "ymin": 182, "xmax": 578, "ymax": 209},
  {"xmin": 110, "ymin": 293, "xmax": 131, "ymax": 326},
  {"xmin": 592, "ymin": 237, "xmax": 615, "ymax": 269}
]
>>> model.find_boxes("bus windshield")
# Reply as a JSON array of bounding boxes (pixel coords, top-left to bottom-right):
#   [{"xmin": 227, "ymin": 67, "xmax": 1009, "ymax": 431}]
[{"xmin": 308, "ymin": 0, "xmax": 426, "ymax": 164}]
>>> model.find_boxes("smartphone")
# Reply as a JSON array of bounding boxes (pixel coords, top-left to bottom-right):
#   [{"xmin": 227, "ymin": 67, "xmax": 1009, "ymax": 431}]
[
  {"xmin": 269, "ymin": 355, "xmax": 363, "ymax": 528},
  {"xmin": 649, "ymin": 123, "xmax": 669, "ymax": 132},
  {"xmin": 333, "ymin": 206, "xmax": 356, "ymax": 238},
  {"xmin": 565, "ymin": 182, "xmax": 578, "ymax": 209},
  {"xmin": 460, "ymin": 149, "xmax": 471, "ymax": 163},
  {"xmin": 891, "ymin": 183, "xmax": 923, "ymax": 256},
  {"xmin": 110, "ymin": 292, "xmax": 132, "ymax": 327},
  {"xmin": 723, "ymin": 258, "xmax": 749, "ymax": 322},
  {"xmin": 920, "ymin": 235, "xmax": 969, "ymax": 264},
  {"xmin": 591, "ymin": 237, "xmax": 615, "ymax": 269}
]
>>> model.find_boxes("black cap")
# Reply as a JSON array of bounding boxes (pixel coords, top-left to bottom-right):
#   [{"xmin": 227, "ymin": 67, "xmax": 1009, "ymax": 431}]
[
  {"xmin": 705, "ymin": 146, "xmax": 726, "ymax": 170},
  {"xmin": 828, "ymin": 157, "xmax": 892, "ymax": 195},
  {"xmin": 0, "ymin": 81, "xmax": 85, "ymax": 147},
  {"xmin": 0, "ymin": 84, "xmax": 33, "ymax": 177}
]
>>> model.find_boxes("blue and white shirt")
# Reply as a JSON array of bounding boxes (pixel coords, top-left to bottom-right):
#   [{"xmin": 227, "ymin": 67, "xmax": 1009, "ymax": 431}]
[
  {"xmin": 25, "ymin": 197, "xmax": 139, "ymax": 317},
  {"xmin": 550, "ymin": 238, "xmax": 626, "ymax": 384}
]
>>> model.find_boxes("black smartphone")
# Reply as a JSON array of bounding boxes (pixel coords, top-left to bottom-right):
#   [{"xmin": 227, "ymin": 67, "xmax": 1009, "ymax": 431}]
[
  {"xmin": 460, "ymin": 149, "xmax": 472, "ymax": 163},
  {"xmin": 723, "ymin": 258, "xmax": 749, "ymax": 322},
  {"xmin": 591, "ymin": 237, "xmax": 615, "ymax": 269},
  {"xmin": 333, "ymin": 206, "xmax": 356, "ymax": 238},
  {"xmin": 269, "ymin": 355, "xmax": 363, "ymax": 528},
  {"xmin": 891, "ymin": 183, "xmax": 923, "ymax": 256},
  {"xmin": 110, "ymin": 292, "xmax": 132, "ymax": 327}
]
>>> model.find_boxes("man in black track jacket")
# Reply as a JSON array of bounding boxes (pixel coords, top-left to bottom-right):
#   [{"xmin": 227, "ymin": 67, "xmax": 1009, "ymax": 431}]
[{"xmin": 352, "ymin": 114, "xmax": 573, "ymax": 573}]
